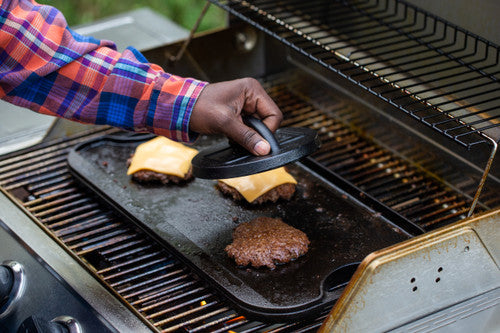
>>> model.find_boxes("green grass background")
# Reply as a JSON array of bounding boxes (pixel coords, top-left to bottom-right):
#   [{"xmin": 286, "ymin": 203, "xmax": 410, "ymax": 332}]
[{"xmin": 37, "ymin": 0, "xmax": 226, "ymax": 32}]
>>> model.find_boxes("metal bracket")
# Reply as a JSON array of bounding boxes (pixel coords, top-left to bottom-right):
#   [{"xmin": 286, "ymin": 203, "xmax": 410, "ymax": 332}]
[
  {"xmin": 468, "ymin": 136, "xmax": 498, "ymax": 217},
  {"xmin": 168, "ymin": 2, "xmax": 211, "ymax": 65}
]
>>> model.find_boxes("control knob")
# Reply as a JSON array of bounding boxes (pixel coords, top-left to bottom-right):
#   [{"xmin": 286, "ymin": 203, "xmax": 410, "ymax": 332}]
[
  {"xmin": 0, "ymin": 261, "xmax": 25, "ymax": 317},
  {"xmin": 17, "ymin": 316, "xmax": 82, "ymax": 333},
  {"xmin": 0, "ymin": 264, "xmax": 14, "ymax": 307}
]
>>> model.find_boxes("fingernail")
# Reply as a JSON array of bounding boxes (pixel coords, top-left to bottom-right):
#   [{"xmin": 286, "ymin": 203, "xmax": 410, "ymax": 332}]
[{"xmin": 254, "ymin": 141, "xmax": 270, "ymax": 155}]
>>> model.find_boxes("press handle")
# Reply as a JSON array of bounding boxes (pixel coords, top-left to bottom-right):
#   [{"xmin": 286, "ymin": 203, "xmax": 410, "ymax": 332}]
[{"xmin": 242, "ymin": 116, "xmax": 280, "ymax": 153}]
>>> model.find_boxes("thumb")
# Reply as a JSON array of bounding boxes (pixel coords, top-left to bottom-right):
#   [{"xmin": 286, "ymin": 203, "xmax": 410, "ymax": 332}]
[{"xmin": 225, "ymin": 118, "xmax": 271, "ymax": 156}]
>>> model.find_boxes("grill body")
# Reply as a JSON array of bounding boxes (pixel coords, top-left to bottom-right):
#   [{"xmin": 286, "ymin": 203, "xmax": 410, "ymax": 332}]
[{"xmin": 0, "ymin": 2, "xmax": 499, "ymax": 332}]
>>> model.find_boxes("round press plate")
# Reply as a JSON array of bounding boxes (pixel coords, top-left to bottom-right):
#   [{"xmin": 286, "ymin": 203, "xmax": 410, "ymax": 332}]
[{"xmin": 192, "ymin": 127, "xmax": 320, "ymax": 179}]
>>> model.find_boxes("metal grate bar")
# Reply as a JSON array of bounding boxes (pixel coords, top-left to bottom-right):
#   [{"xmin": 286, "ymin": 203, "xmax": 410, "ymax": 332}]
[
  {"xmin": 28, "ymin": 177, "xmax": 74, "ymax": 194},
  {"xmin": 116, "ymin": 268, "xmax": 188, "ymax": 293},
  {"xmin": 158, "ymin": 307, "xmax": 230, "ymax": 333},
  {"xmin": 26, "ymin": 189, "xmax": 81, "ymax": 210},
  {"xmin": 1, "ymin": 164, "xmax": 68, "ymax": 189},
  {"xmin": 188, "ymin": 312, "xmax": 240, "ymax": 332},
  {"xmin": 54, "ymin": 214, "xmax": 113, "ymax": 237},
  {"xmin": 130, "ymin": 280, "xmax": 198, "ymax": 305},
  {"xmin": 144, "ymin": 292, "xmax": 213, "ymax": 317}
]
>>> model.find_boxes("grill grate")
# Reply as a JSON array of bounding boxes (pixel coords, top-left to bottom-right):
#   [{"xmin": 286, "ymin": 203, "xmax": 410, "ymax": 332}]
[
  {"xmin": 209, "ymin": 0, "xmax": 500, "ymax": 149},
  {"xmin": 262, "ymin": 77, "xmax": 495, "ymax": 229},
  {"xmin": 0, "ymin": 76, "xmax": 497, "ymax": 331}
]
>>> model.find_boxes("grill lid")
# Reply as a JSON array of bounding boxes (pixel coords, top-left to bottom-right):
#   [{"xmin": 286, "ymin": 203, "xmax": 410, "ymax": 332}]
[{"xmin": 192, "ymin": 116, "xmax": 320, "ymax": 179}]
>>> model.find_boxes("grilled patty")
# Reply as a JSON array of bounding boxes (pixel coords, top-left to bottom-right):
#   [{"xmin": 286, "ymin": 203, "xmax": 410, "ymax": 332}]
[
  {"xmin": 225, "ymin": 217, "xmax": 310, "ymax": 269},
  {"xmin": 127, "ymin": 155, "xmax": 193, "ymax": 184},
  {"xmin": 216, "ymin": 181, "xmax": 295, "ymax": 204}
]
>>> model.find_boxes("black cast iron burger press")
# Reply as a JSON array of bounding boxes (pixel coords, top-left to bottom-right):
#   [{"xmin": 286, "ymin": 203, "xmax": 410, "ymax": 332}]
[{"xmin": 192, "ymin": 116, "xmax": 321, "ymax": 179}]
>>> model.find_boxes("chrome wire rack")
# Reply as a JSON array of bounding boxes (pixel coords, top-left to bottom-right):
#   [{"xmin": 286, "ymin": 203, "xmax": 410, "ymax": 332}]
[{"xmin": 209, "ymin": 0, "xmax": 500, "ymax": 149}]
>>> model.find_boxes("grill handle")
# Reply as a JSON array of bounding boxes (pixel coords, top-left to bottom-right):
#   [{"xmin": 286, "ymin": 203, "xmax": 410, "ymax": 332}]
[{"xmin": 243, "ymin": 115, "xmax": 280, "ymax": 153}]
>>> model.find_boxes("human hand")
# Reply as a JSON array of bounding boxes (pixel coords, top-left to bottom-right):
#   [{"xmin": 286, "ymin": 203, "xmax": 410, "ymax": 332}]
[{"xmin": 190, "ymin": 78, "xmax": 282, "ymax": 156}]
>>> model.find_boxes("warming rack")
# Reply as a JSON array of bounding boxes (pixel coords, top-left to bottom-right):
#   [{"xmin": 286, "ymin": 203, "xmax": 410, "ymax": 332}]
[{"xmin": 208, "ymin": 0, "xmax": 500, "ymax": 150}]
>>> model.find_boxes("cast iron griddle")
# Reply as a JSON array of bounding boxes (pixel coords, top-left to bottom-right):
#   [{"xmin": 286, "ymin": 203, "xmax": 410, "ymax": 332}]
[{"xmin": 68, "ymin": 133, "xmax": 411, "ymax": 320}]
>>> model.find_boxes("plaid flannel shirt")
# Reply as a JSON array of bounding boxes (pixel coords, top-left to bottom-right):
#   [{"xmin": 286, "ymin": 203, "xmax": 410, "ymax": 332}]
[{"xmin": 0, "ymin": 0, "xmax": 207, "ymax": 142}]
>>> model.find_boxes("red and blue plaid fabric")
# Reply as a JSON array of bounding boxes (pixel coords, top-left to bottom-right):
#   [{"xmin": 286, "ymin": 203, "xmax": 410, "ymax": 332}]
[{"xmin": 0, "ymin": 0, "xmax": 207, "ymax": 142}]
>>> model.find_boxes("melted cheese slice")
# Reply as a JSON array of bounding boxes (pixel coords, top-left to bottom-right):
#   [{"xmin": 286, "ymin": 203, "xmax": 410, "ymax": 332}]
[
  {"xmin": 219, "ymin": 167, "xmax": 297, "ymax": 203},
  {"xmin": 127, "ymin": 137, "xmax": 198, "ymax": 178}
]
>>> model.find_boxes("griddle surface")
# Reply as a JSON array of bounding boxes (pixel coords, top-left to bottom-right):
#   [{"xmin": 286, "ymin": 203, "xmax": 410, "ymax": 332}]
[{"xmin": 68, "ymin": 134, "xmax": 410, "ymax": 320}]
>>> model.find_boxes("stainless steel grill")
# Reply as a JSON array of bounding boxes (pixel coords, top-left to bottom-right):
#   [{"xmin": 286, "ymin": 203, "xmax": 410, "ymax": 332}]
[
  {"xmin": 1, "ymin": 75, "xmax": 497, "ymax": 331},
  {"xmin": 1, "ymin": 1, "xmax": 499, "ymax": 330}
]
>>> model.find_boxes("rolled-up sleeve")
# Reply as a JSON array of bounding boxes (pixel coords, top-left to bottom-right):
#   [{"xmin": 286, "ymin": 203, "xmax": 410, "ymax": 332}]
[{"xmin": 0, "ymin": 0, "xmax": 207, "ymax": 142}]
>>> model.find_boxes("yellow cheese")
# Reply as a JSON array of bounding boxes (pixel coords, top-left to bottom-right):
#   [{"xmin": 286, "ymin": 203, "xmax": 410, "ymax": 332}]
[
  {"xmin": 219, "ymin": 167, "xmax": 297, "ymax": 203},
  {"xmin": 127, "ymin": 137, "xmax": 198, "ymax": 178}
]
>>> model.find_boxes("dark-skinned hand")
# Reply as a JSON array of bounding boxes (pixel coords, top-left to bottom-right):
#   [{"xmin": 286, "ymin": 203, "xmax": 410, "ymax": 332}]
[{"xmin": 190, "ymin": 78, "xmax": 282, "ymax": 156}]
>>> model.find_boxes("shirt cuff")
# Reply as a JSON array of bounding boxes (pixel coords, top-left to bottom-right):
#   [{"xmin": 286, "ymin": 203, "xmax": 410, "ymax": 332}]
[
  {"xmin": 183, "ymin": 78, "xmax": 207, "ymax": 143},
  {"xmin": 149, "ymin": 76, "xmax": 208, "ymax": 143}
]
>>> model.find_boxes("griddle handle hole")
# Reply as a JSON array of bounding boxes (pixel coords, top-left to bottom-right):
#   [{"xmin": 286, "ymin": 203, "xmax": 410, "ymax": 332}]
[{"xmin": 323, "ymin": 262, "xmax": 360, "ymax": 292}]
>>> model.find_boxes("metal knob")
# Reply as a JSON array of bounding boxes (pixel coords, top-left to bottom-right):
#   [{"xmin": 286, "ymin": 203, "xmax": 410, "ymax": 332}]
[
  {"xmin": 52, "ymin": 316, "xmax": 82, "ymax": 333},
  {"xmin": 234, "ymin": 27, "xmax": 258, "ymax": 52},
  {"xmin": 0, "ymin": 260, "xmax": 25, "ymax": 318},
  {"xmin": 17, "ymin": 315, "xmax": 82, "ymax": 333},
  {"xmin": 0, "ymin": 264, "xmax": 13, "ymax": 307}
]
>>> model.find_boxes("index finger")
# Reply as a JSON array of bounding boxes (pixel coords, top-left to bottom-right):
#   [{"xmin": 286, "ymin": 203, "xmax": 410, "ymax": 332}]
[{"xmin": 242, "ymin": 79, "xmax": 283, "ymax": 132}]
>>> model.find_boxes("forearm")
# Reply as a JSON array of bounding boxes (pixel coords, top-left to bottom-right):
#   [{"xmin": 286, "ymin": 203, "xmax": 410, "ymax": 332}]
[{"xmin": 0, "ymin": 0, "xmax": 206, "ymax": 142}]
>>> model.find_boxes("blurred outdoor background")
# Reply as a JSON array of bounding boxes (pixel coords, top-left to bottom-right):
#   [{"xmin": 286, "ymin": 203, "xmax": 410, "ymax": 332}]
[{"xmin": 37, "ymin": 0, "xmax": 226, "ymax": 32}]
